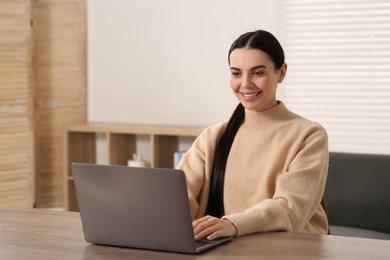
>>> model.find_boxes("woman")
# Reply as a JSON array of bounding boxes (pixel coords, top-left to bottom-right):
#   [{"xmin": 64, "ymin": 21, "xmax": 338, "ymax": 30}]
[{"xmin": 178, "ymin": 30, "xmax": 329, "ymax": 240}]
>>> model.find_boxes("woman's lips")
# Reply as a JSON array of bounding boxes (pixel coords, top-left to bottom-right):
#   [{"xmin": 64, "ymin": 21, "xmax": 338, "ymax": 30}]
[{"xmin": 241, "ymin": 91, "xmax": 261, "ymax": 100}]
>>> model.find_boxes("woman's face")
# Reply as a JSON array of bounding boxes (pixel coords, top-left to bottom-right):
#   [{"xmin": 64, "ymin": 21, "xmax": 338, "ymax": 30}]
[{"xmin": 229, "ymin": 48, "xmax": 287, "ymax": 112}]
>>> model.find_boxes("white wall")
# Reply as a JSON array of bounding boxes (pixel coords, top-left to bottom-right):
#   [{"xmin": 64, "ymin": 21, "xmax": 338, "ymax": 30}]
[{"xmin": 87, "ymin": 0, "xmax": 277, "ymax": 126}]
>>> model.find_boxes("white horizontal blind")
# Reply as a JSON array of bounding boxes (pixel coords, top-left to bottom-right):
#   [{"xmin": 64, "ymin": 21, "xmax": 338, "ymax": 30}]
[{"xmin": 277, "ymin": 0, "xmax": 390, "ymax": 154}]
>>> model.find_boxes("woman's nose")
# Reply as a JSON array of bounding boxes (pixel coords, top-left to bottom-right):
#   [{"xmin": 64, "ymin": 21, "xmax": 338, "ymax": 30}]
[{"xmin": 241, "ymin": 75, "xmax": 253, "ymax": 88}]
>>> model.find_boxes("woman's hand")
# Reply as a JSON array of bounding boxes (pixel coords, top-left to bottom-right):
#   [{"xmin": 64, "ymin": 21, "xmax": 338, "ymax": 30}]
[{"xmin": 192, "ymin": 215, "xmax": 237, "ymax": 240}]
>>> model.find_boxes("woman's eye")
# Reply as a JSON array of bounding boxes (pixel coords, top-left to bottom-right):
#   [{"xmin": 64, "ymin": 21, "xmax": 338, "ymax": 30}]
[
  {"xmin": 231, "ymin": 71, "xmax": 241, "ymax": 77},
  {"xmin": 253, "ymin": 71, "xmax": 264, "ymax": 76}
]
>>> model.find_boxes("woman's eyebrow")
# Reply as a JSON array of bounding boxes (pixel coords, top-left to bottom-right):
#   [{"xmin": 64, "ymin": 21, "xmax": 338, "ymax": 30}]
[
  {"xmin": 251, "ymin": 65, "xmax": 267, "ymax": 70},
  {"xmin": 229, "ymin": 65, "xmax": 267, "ymax": 71}
]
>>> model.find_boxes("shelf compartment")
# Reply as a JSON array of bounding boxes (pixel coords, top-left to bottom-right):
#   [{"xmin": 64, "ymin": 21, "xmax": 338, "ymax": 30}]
[
  {"xmin": 108, "ymin": 133, "xmax": 137, "ymax": 166},
  {"xmin": 151, "ymin": 135, "xmax": 179, "ymax": 168}
]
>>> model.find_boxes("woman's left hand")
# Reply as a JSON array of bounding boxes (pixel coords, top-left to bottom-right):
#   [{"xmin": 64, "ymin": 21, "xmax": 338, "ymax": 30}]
[{"xmin": 192, "ymin": 215, "xmax": 237, "ymax": 240}]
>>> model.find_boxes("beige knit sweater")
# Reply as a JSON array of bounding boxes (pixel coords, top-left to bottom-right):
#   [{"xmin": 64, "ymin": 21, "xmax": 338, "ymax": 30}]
[{"xmin": 178, "ymin": 102, "xmax": 329, "ymax": 236}]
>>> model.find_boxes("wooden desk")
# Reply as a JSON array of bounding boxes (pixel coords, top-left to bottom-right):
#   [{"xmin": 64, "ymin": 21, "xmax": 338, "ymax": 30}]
[{"xmin": 1, "ymin": 207, "xmax": 389, "ymax": 259}]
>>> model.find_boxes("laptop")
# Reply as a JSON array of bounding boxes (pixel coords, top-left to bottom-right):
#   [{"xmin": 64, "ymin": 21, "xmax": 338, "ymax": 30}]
[{"xmin": 71, "ymin": 163, "xmax": 232, "ymax": 254}]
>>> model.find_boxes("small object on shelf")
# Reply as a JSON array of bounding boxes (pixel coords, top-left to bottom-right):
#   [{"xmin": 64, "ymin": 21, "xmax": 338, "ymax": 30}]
[
  {"xmin": 127, "ymin": 153, "xmax": 147, "ymax": 167},
  {"xmin": 173, "ymin": 151, "xmax": 186, "ymax": 169}
]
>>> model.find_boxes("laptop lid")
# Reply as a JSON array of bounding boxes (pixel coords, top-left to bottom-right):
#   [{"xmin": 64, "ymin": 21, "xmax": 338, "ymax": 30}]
[{"xmin": 71, "ymin": 163, "xmax": 231, "ymax": 254}]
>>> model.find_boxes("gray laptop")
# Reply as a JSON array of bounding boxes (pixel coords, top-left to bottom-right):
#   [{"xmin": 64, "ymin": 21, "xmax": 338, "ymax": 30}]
[{"xmin": 71, "ymin": 163, "xmax": 232, "ymax": 254}]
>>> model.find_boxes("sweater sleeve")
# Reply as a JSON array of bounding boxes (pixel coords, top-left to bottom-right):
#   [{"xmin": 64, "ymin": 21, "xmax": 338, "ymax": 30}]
[
  {"xmin": 223, "ymin": 124, "xmax": 329, "ymax": 236},
  {"xmin": 178, "ymin": 123, "xmax": 224, "ymax": 220},
  {"xmin": 177, "ymin": 135, "xmax": 206, "ymax": 220}
]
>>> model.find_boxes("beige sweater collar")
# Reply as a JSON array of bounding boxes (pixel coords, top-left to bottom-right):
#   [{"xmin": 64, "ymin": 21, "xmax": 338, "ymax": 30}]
[{"xmin": 243, "ymin": 101, "xmax": 296, "ymax": 129}]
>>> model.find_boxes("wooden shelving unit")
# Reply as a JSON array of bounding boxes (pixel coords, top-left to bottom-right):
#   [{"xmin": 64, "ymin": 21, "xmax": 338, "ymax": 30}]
[{"xmin": 63, "ymin": 123, "xmax": 205, "ymax": 211}]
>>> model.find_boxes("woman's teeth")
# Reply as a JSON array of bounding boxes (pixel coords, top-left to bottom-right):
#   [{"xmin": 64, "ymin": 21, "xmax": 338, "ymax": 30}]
[{"xmin": 242, "ymin": 92, "xmax": 260, "ymax": 97}]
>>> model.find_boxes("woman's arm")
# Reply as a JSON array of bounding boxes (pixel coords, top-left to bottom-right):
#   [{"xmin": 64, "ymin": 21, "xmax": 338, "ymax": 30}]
[{"xmin": 223, "ymin": 126, "xmax": 329, "ymax": 236}]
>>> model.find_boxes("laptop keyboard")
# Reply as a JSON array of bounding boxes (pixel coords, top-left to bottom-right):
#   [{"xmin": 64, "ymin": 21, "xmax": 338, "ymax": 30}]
[{"xmin": 195, "ymin": 239, "xmax": 213, "ymax": 247}]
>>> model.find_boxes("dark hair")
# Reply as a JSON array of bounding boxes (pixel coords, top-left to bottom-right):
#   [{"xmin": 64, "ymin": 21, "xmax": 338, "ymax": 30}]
[
  {"xmin": 206, "ymin": 30, "xmax": 285, "ymax": 218},
  {"xmin": 228, "ymin": 30, "xmax": 285, "ymax": 69}
]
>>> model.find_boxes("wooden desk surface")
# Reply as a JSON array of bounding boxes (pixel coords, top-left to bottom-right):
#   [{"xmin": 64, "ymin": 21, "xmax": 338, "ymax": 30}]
[{"xmin": 1, "ymin": 207, "xmax": 389, "ymax": 260}]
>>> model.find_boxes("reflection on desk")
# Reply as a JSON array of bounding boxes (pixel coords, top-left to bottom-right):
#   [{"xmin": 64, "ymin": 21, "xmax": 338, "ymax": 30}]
[{"xmin": 1, "ymin": 207, "xmax": 390, "ymax": 259}]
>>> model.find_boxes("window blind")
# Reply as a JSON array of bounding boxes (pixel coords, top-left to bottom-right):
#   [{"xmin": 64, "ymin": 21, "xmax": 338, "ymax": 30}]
[{"xmin": 277, "ymin": 0, "xmax": 390, "ymax": 154}]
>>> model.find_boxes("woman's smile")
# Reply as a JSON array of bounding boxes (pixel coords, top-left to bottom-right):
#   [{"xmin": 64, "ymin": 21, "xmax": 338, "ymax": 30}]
[{"xmin": 241, "ymin": 91, "xmax": 262, "ymax": 100}]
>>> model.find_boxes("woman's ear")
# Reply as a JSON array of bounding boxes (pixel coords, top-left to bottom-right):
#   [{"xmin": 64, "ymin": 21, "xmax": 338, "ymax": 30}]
[{"xmin": 278, "ymin": 63, "xmax": 288, "ymax": 83}]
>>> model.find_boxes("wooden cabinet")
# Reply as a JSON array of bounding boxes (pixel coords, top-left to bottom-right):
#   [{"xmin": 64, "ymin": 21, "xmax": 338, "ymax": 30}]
[
  {"xmin": 63, "ymin": 123, "xmax": 205, "ymax": 211},
  {"xmin": 33, "ymin": 0, "xmax": 87, "ymax": 208},
  {"xmin": 0, "ymin": 0, "xmax": 86, "ymax": 208},
  {"xmin": 0, "ymin": 0, "xmax": 34, "ymax": 207}
]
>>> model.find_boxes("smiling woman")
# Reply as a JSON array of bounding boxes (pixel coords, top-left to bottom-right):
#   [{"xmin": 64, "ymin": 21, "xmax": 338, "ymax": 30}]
[
  {"xmin": 229, "ymin": 48, "xmax": 287, "ymax": 112},
  {"xmin": 178, "ymin": 29, "xmax": 330, "ymax": 241}
]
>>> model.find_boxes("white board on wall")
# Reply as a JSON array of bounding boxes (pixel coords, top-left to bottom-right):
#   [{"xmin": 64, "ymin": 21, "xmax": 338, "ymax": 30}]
[{"xmin": 87, "ymin": 0, "xmax": 276, "ymax": 126}]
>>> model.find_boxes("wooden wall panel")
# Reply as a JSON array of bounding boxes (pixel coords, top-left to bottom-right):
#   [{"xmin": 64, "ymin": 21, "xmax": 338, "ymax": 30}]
[
  {"xmin": 33, "ymin": 0, "xmax": 86, "ymax": 208},
  {"xmin": 0, "ymin": 0, "xmax": 34, "ymax": 207}
]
